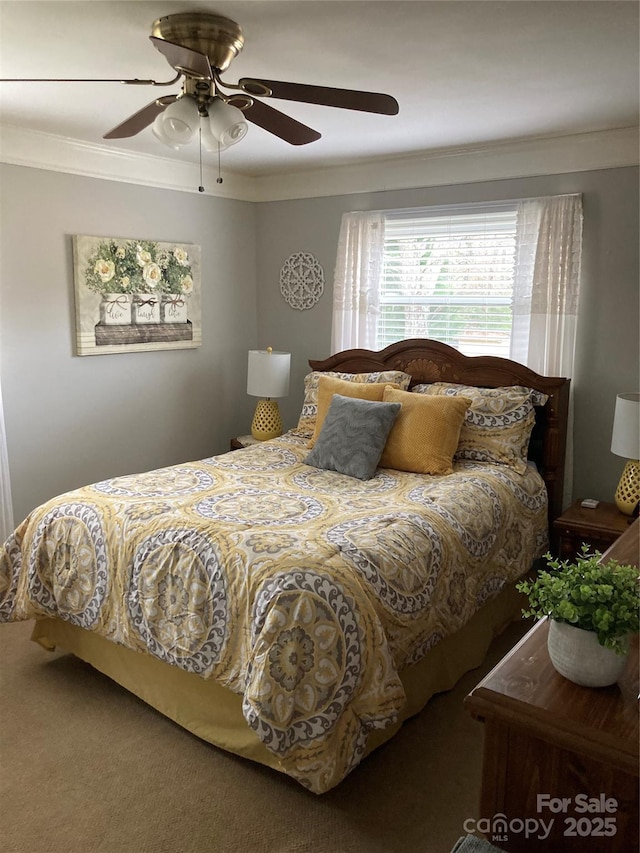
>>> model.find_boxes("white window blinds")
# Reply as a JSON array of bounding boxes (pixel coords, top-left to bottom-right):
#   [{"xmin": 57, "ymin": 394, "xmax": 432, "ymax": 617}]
[{"xmin": 379, "ymin": 205, "xmax": 517, "ymax": 356}]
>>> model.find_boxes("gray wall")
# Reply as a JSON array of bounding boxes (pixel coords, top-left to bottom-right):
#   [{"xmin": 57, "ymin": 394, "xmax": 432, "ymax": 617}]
[
  {"xmin": 0, "ymin": 164, "xmax": 257, "ymax": 521},
  {"xmin": 255, "ymin": 167, "xmax": 639, "ymax": 507},
  {"xmin": 1, "ymin": 163, "xmax": 637, "ymax": 523}
]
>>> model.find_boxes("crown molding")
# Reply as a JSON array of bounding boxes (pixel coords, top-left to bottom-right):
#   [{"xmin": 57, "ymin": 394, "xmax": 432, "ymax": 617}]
[
  {"xmin": 0, "ymin": 124, "xmax": 256, "ymax": 201},
  {"xmin": 251, "ymin": 126, "xmax": 640, "ymax": 201},
  {"xmin": 0, "ymin": 123, "xmax": 637, "ymax": 203}
]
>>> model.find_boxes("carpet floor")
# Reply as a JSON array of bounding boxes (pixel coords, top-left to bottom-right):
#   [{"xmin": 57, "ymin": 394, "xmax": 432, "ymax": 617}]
[{"xmin": 0, "ymin": 618, "xmax": 529, "ymax": 853}]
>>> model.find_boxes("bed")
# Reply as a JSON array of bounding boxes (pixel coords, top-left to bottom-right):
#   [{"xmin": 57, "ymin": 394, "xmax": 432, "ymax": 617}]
[{"xmin": 0, "ymin": 339, "xmax": 569, "ymax": 794}]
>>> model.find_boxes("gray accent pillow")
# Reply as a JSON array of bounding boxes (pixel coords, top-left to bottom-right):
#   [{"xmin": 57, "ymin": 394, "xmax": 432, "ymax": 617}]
[{"xmin": 304, "ymin": 394, "xmax": 401, "ymax": 480}]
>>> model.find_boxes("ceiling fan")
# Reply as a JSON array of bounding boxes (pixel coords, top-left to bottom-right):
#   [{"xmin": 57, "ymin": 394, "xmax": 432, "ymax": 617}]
[{"xmin": 2, "ymin": 12, "xmax": 399, "ymax": 150}]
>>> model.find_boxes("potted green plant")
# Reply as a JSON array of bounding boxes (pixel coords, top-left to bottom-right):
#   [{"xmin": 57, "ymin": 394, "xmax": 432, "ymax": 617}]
[{"xmin": 517, "ymin": 546, "xmax": 639, "ymax": 687}]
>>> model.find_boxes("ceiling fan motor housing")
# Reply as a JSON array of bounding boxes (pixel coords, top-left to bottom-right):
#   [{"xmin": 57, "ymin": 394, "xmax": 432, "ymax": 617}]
[{"xmin": 151, "ymin": 12, "xmax": 244, "ymax": 73}]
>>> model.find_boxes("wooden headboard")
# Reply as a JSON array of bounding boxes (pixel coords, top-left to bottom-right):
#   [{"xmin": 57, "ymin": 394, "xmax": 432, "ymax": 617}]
[{"xmin": 309, "ymin": 338, "xmax": 570, "ymax": 527}]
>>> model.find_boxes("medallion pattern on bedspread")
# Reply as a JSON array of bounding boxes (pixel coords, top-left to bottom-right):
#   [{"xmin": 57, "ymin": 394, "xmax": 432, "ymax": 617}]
[
  {"xmin": 244, "ymin": 570, "xmax": 362, "ymax": 750},
  {"xmin": 92, "ymin": 467, "xmax": 216, "ymax": 497},
  {"xmin": 326, "ymin": 513, "xmax": 443, "ymax": 615},
  {"xmin": 128, "ymin": 528, "xmax": 228, "ymax": 675},
  {"xmin": 292, "ymin": 467, "xmax": 397, "ymax": 495},
  {"xmin": 459, "ymin": 461, "xmax": 548, "ymax": 511},
  {"xmin": 27, "ymin": 503, "xmax": 109, "ymax": 629},
  {"xmin": 210, "ymin": 445, "xmax": 298, "ymax": 471},
  {"xmin": 0, "ymin": 432, "xmax": 549, "ymax": 794},
  {"xmin": 194, "ymin": 489, "xmax": 324, "ymax": 526},
  {"xmin": 407, "ymin": 477, "xmax": 502, "ymax": 558},
  {"xmin": 0, "ymin": 534, "xmax": 22, "ymax": 620}
]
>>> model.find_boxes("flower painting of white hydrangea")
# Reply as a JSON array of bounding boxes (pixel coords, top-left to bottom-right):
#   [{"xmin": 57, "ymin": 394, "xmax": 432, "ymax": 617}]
[{"xmin": 73, "ymin": 234, "xmax": 201, "ymax": 356}]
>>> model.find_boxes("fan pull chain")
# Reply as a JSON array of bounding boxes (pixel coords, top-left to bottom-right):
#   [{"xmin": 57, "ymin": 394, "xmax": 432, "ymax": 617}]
[
  {"xmin": 198, "ymin": 127, "xmax": 205, "ymax": 193},
  {"xmin": 217, "ymin": 142, "xmax": 223, "ymax": 184}
]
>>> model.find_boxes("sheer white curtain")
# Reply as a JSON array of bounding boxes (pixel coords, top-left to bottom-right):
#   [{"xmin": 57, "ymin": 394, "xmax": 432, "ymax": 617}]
[
  {"xmin": 0, "ymin": 374, "xmax": 14, "ymax": 544},
  {"xmin": 331, "ymin": 211, "xmax": 385, "ymax": 353},
  {"xmin": 512, "ymin": 193, "xmax": 583, "ymax": 506},
  {"xmin": 511, "ymin": 194, "xmax": 583, "ymax": 376}
]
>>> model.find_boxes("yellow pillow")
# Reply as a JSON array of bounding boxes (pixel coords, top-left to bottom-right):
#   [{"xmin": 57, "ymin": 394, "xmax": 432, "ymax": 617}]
[
  {"xmin": 309, "ymin": 376, "xmax": 399, "ymax": 446},
  {"xmin": 379, "ymin": 387, "xmax": 471, "ymax": 474}
]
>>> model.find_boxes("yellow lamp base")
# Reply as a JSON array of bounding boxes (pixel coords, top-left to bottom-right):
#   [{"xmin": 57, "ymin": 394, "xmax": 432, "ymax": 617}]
[
  {"xmin": 251, "ymin": 399, "xmax": 283, "ymax": 441},
  {"xmin": 614, "ymin": 459, "xmax": 640, "ymax": 516}
]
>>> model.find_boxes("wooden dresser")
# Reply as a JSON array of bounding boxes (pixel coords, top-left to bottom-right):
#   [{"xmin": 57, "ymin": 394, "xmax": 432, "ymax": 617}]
[{"xmin": 465, "ymin": 518, "xmax": 639, "ymax": 853}]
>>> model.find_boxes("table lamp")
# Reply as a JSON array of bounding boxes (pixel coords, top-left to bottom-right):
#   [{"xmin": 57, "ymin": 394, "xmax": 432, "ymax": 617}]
[
  {"xmin": 610, "ymin": 391, "xmax": 640, "ymax": 515},
  {"xmin": 247, "ymin": 348, "xmax": 291, "ymax": 440}
]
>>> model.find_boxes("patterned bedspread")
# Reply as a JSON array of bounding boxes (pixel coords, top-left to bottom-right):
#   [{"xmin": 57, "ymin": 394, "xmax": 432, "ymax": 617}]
[{"xmin": 0, "ymin": 431, "xmax": 548, "ymax": 793}]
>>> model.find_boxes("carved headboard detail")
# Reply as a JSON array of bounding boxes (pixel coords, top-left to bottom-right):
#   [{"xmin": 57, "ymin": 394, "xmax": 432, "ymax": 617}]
[{"xmin": 309, "ymin": 338, "xmax": 570, "ymax": 527}]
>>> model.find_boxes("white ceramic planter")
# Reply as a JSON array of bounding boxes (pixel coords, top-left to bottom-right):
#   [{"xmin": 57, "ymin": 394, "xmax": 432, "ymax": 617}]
[{"xmin": 547, "ymin": 620, "xmax": 628, "ymax": 687}]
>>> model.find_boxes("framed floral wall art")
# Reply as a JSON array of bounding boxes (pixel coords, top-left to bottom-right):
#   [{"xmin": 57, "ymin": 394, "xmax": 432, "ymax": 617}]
[{"xmin": 72, "ymin": 235, "xmax": 202, "ymax": 355}]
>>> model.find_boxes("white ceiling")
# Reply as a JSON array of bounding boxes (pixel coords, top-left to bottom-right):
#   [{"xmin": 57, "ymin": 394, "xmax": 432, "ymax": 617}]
[{"xmin": 0, "ymin": 0, "xmax": 638, "ymax": 179}]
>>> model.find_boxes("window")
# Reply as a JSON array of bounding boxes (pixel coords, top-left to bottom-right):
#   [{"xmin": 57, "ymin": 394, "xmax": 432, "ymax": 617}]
[
  {"xmin": 378, "ymin": 204, "xmax": 517, "ymax": 357},
  {"xmin": 332, "ymin": 196, "xmax": 582, "ymax": 503}
]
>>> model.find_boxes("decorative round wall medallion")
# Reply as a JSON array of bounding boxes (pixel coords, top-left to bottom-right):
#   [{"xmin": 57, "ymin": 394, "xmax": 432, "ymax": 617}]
[{"xmin": 279, "ymin": 252, "xmax": 324, "ymax": 310}]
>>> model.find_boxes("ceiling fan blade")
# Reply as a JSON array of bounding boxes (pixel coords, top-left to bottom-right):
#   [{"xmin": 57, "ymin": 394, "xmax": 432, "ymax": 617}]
[
  {"xmin": 239, "ymin": 78, "xmax": 399, "ymax": 115},
  {"xmin": 0, "ymin": 74, "xmax": 180, "ymax": 86},
  {"xmin": 150, "ymin": 36, "xmax": 212, "ymax": 80},
  {"xmin": 239, "ymin": 98, "xmax": 321, "ymax": 146},
  {"xmin": 103, "ymin": 95, "xmax": 177, "ymax": 139}
]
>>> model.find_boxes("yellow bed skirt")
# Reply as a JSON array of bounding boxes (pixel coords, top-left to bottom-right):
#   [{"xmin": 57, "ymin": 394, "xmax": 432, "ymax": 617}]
[{"xmin": 31, "ymin": 584, "xmax": 524, "ymax": 780}]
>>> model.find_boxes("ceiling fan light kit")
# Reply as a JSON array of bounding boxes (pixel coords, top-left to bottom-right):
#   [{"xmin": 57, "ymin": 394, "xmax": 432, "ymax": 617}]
[
  {"xmin": 156, "ymin": 96, "xmax": 200, "ymax": 145},
  {"xmin": 199, "ymin": 116, "xmax": 227, "ymax": 154},
  {"xmin": 151, "ymin": 94, "xmax": 247, "ymax": 152},
  {"xmin": 207, "ymin": 99, "xmax": 248, "ymax": 148},
  {"xmin": 151, "ymin": 113, "xmax": 181, "ymax": 149}
]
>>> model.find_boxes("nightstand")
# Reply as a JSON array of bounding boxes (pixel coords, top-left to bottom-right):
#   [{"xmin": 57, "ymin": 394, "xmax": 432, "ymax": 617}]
[
  {"xmin": 552, "ymin": 500, "xmax": 631, "ymax": 560},
  {"xmin": 229, "ymin": 434, "xmax": 261, "ymax": 451}
]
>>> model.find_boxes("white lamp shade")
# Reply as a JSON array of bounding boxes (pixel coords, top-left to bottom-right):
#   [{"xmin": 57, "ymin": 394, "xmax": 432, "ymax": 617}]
[
  {"xmin": 247, "ymin": 350, "xmax": 290, "ymax": 398},
  {"xmin": 611, "ymin": 392, "xmax": 640, "ymax": 459},
  {"xmin": 157, "ymin": 97, "xmax": 199, "ymax": 145},
  {"xmin": 208, "ymin": 99, "xmax": 248, "ymax": 148}
]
